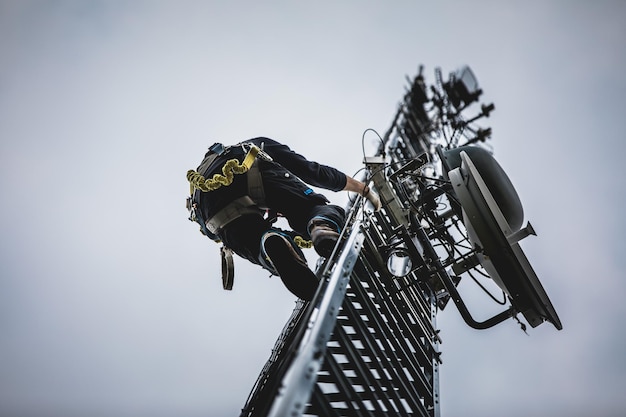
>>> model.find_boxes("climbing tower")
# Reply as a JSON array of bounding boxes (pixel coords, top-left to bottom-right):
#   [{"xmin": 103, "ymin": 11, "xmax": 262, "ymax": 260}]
[{"xmin": 239, "ymin": 65, "xmax": 561, "ymax": 417}]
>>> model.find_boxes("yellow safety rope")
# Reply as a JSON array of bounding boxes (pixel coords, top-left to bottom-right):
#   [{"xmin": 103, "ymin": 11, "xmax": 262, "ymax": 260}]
[
  {"xmin": 187, "ymin": 145, "xmax": 260, "ymax": 193},
  {"xmin": 294, "ymin": 236, "xmax": 313, "ymax": 249}
]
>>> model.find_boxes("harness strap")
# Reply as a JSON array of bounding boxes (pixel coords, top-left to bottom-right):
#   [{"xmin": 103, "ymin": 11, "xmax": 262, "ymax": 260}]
[
  {"xmin": 246, "ymin": 159, "xmax": 267, "ymax": 209},
  {"xmin": 205, "ymin": 196, "xmax": 263, "ymax": 235}
]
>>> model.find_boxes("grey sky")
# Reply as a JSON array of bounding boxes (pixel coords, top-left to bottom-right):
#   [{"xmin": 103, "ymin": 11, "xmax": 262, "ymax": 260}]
[{"xmin": 1, "ymin": 1, "xmax": 625, "ymax": 416}]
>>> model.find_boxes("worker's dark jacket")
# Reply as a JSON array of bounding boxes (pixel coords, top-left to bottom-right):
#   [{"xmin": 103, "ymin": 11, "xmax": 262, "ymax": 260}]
[{"xmin": 193, "ymin": 137, "xmax": 347, "ymax": 265}]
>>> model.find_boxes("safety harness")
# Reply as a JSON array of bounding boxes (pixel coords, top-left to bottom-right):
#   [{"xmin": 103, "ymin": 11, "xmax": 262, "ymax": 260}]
[{"xmin": 186, "ymin": 142, "xmax": 312, "ymax": 290}]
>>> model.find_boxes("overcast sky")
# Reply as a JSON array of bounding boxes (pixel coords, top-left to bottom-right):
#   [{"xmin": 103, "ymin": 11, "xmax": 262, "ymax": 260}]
[{"xmin": 1, "ymin": 1, "xmax": 625, "ymax": 416}]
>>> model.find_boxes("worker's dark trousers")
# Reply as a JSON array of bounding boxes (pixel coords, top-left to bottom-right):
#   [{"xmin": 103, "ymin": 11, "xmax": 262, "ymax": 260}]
[
  {"xmin": 220, "ymin": 199, "xmax": 345, "ymax": 298},
  {"xmin": 220, "ymin": 202, "xmax": 345, "ymax": 267}
]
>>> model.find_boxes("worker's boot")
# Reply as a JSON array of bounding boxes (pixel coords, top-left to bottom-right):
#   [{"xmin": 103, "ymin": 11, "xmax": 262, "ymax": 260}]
[
  {"xmin": 261, "ymin": 231, "xmax": 319, "ymax": 301},
  {"xmin": 308, "ymin": 217, "xmax": 341, "ymax": 258}
]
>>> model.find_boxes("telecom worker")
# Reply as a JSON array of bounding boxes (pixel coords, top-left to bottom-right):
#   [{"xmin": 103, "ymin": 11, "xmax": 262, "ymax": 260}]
[{"xmin": 186, "ymin": 137, "xmax": 381, "ymax": 301}]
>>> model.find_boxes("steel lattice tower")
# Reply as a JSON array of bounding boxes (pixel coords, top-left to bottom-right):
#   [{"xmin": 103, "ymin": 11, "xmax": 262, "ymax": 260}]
[{"xmin": 238, "ymin": 65, "xmax": 561, "ymax": 417}]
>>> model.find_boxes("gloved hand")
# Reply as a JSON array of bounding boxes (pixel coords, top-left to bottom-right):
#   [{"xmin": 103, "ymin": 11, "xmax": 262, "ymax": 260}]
[{"xmin": 363, "ymin": 186, "xmax": 382, "ymax": 212}]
